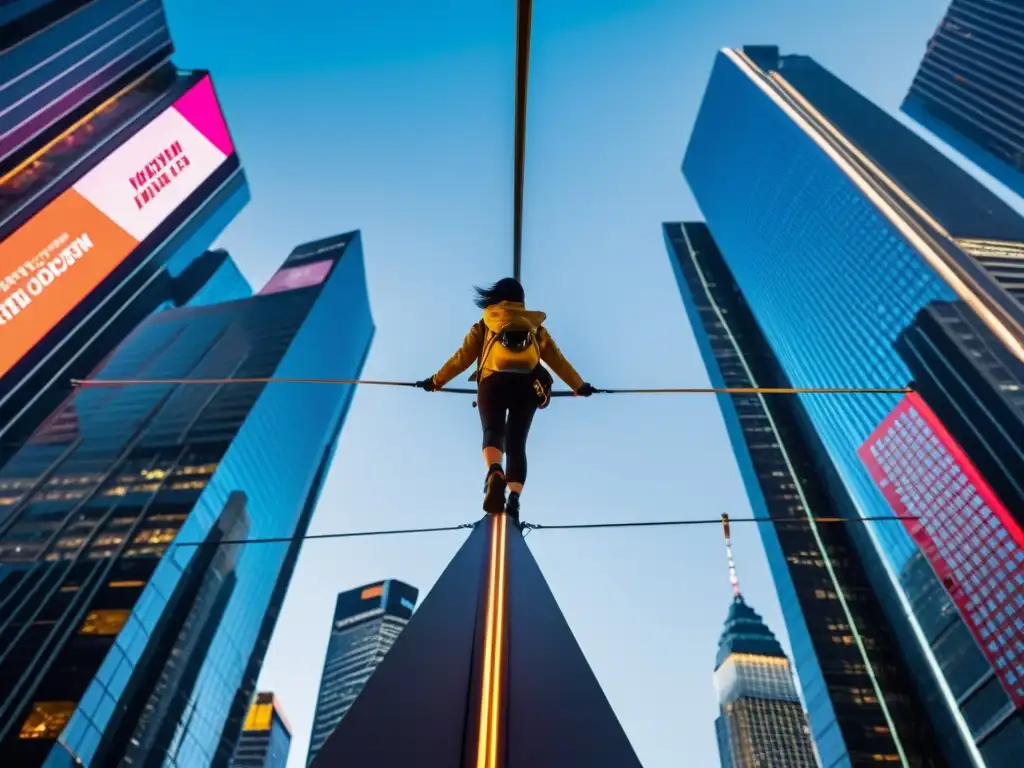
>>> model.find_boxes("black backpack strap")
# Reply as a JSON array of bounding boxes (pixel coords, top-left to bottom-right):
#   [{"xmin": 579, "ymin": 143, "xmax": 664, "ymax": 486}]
[{"xmin": 471, "ymin": 320, "xmax": 496, "ymax": 382}]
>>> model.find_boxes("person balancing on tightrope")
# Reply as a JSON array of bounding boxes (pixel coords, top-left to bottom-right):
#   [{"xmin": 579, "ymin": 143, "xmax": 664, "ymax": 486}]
[{"xmin": 416, "ymin": 278, "xmax": 595, "ymax": 520}]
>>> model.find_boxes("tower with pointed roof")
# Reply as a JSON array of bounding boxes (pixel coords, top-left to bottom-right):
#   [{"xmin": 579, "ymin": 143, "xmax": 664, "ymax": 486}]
[{"xmin": 714, "ymin": 517, "xmax": 817, "ymax": 767}]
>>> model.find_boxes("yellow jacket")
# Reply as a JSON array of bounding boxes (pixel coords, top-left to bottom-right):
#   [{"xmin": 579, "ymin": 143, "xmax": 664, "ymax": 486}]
[{"xmin": 431, "ymin": 301, "xmax": 585, "ymax": 391}]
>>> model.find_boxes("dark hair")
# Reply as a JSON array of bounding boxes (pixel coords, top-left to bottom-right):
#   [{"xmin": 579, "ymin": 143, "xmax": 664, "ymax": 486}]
[{"xmin": 473, "ymin": 277, "xmax": 524, "ymax": 309}]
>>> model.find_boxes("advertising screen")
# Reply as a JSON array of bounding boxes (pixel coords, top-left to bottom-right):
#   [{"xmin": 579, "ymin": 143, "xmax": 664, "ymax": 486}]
[
  {"xmin": 858, "ymin": 393, "xmax": 1024, "ymax": 707},
  {"xmin": 0, "ymin": 75, "xmax": 235, "ymax": 380},
  {"xmin": 259, "ymin": 259, "xmax": 334, "ymax": 296}
]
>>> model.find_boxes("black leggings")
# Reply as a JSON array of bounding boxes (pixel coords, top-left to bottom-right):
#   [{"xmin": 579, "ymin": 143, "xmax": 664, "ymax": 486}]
[{"xmin": 477, "ymin": 372, "xmax": 538, "ymax": 485}]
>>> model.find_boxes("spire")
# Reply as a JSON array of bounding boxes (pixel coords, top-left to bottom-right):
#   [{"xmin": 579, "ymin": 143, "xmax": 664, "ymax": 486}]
[{"xmin": 721, "ymin": 513, "xmax": 740, "ymax": 599}]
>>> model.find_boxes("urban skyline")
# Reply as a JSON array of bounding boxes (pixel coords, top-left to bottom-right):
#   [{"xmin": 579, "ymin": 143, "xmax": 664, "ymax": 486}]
[{"xmin": 2, "ymin": 1, "xmax": 1023, "ymax": 766}]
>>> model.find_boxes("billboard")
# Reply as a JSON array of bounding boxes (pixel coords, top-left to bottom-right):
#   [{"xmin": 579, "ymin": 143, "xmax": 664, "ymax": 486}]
[
  {"xmin": 858, "ymin": 392, "xmax": 1024, "ymax": 708},
  {"xmin": 259, "ymin": 259, "xmax": 334, "ymax": 296},
  {"xmin": 0, "ymin": 75, "xmax": 235, "ymax": 380}
]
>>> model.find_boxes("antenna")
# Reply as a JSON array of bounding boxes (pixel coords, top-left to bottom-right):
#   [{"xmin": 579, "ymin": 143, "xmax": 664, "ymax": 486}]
[{"xmin": 721, "ymin": 513, "xmax": 741, "ymax": 598}]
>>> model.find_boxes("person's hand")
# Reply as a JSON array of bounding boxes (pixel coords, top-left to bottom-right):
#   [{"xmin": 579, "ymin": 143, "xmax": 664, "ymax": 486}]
[
  {"xmin": 415, "ymin": 378, "xmax": 438, "ymax": 392},
  {"xmin": 575, "ymin": 382, "xmax": 596, "ymax": 397}
]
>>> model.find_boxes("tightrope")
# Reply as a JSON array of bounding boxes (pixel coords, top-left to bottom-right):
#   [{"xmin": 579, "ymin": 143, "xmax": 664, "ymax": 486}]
[
  {"xmin": 70, "ymin": 377, "xmax": 913, "ymax": 396},
  {"xmin": 172, "ymin": 514, "xmax": 918, "ymax": 548}
]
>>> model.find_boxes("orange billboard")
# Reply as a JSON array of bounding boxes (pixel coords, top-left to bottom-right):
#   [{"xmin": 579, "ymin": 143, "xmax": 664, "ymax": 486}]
[
  {"xmin": 0, "ymin": 191, "xmax": 137, "ymax": 378},
  {"xmin": 0, "ymin": 74, "xmax": 235, "ymax": 381}
]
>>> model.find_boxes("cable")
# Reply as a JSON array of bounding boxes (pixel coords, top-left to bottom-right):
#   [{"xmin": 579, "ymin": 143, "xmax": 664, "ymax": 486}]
[
  {"xmin": 175, "ymin": 522, "xmax": 477, "ymax": 548},
  {"xmin": 172, "ymin": 515, "xmax": 914, "ymax": 548},
  {"xmin": 71, "ymin": 377, "xmax": 912, "ymax": 396},
  {"xmin": 520, "ymin": 515, "xmax": 918, "ymax": 531}
]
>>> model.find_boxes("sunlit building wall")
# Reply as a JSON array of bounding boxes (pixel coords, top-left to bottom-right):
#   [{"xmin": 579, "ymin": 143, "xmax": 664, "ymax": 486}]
[
  {"xmin": 684, "ymin": 45, "xmax": 1024, "ymax": 765},
  {"xmin": 902, "ymin": 0, "xmax": 1024, "ymax": 201},
  {"xmin": 0, "ymin": 232, "xmax": 374, "ymax": 766},
  {"xmin": 307, "ymin": 580, "xmax": 418, "ymax": 765}
]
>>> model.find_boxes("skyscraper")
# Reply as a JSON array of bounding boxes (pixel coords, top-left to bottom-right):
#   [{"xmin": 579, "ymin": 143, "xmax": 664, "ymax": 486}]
[
  {"xmin": 1, "ymin": 62, "xmax": 251, "ymax": 470},
  {"xmin": 232, "ymin": 692, "xmax": 292, "ymax": 768},
  {"xmin": 1, "ymin": 0, "xmax": 174, "ymax": 163},
  {"xmin": 902, "ymin": 0, "xmax": 1024, "ymax": 200},
  {"xmin": 0, "ymin": 231, "xmax": 374, "ymax": 766},
  {"xmin": 307, "ymin": 580, "xmax": 419, "ymax": 764},
  {"xmin": 665, "ymin": 221, "xmax": 947, "ymax": 766},
  {"xmin": 713, "ymin": 573, "xmax": 817, "ymax": 767},
  {"xmin": 684, "ymin": 46, "xmax": 1024, "ymax": 765}
]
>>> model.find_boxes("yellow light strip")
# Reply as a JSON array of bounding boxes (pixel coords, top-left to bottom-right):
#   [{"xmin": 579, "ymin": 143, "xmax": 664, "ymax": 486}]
[
  {"xmin": 474, "ymin": 514, "xmax": 509, "ymax": 768},
  {"xmin": 488, "ymin": 514, "xmax": 508, "ymax": 767},
  {"xmin": 725, "ymin": 48, "xmax": 1024, "ymax": 367},
  {"xmin": 0, "ymin": 66, "xmax": 161, "ymax": 186},
  {"xmin": 476, "ymin": 516, "xmax": 500, "ymax": 768}
]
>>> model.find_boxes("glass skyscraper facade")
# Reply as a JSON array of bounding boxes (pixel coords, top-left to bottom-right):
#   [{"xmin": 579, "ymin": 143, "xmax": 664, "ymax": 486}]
[
  {"xmin": 1, "ymin": 57, "xmax": 251, "ymax": 470},
  {"xmin": 684, "ymin": 46, "xmax": 1024, "ymax": 765},
  {"xmin": 0, "ymin": 0, "xmax": 174, "ymax": 163},
  {"xmin": 714, "ymin": 595, "xmax": 817, "ymax": 768},
  {"xmin": 902, "ymin": 0, "xmax": 1024, "ymax": 200},
  {"xmin": 0, "ymin": 231, "xmax": 374, "ymax": 766},
  {"xmin": 666, "ymin": 221, "xmax": 948, "ymax": 767},
  {"xmin": 307, "ymin": 580, "xmax": 418, "ymax": 765},
  {"xmin": 232, "ymin": 692, "xmax": 291, "ymax": 768}
]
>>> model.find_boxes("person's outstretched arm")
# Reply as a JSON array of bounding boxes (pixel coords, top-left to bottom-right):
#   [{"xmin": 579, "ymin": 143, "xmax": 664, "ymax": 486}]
[
  {"xmin": 537, "ymin": 327, "xmax": 585, "ymax": 392},
  {"xmin": 431, "ymin": 322, "xmax": 485, "ymax": 388}
]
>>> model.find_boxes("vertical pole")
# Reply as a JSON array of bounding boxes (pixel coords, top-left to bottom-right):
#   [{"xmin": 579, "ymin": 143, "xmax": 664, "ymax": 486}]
[
  {"xmin": 721, "ymin": 513, "xmax": 741, "ymax": 598},
  {"xmin": 513, "ymin": 0, "xmax": 533, "ymax": 283}
]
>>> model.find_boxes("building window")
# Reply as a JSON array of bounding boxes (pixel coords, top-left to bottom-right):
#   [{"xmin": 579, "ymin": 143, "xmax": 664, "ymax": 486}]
[
  {"xmin": 19, "ymin": 701, "xmax": 76, "ymax": 739},
  {"xmin": 78, "ymin": 609, "xmax": 130, "ymax": 636},
  {"xmin": 132, "ymin": 528, "xmax": 177, "ymax": 545}
]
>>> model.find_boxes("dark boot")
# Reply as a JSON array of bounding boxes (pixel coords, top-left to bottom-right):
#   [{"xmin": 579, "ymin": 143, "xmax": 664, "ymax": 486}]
[
  {"xmin": 483, "ymin": 463, "xmax": 506, "ymax": 514},
  {"xmin": 505, "ymin": 491, "xmax": 520, "ymax": 522}
]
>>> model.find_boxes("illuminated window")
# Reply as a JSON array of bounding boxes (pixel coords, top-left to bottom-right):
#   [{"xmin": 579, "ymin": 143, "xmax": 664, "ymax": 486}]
[
  {"xmin": 92, "ymin": 535, "xmax": 124, "ymax": 547},
  {"xmin": 78, "ymin": 609, "xmax": 130, "ymax": 636},
  {"xmin": 19, "ymin": 701, "xmax": 75, "ymax": 739},
  {"xmin": 108, "ymin": 580, "xmax": 146, "ymax": 589},
  {"xmin": 141, "ymin": 469, "xmax": 167, "ymax": 480},
  {"xmin": 243, "ymin": 702, "xmax": 273, "ymax": 732},
  {"xmin": 132, "ymin": 529, "xmax": 177, "ymax": 545}
]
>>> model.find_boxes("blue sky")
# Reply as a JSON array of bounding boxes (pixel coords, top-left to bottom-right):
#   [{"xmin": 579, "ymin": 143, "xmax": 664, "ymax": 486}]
[{"xmin": 160, "ymin": 1, "xmax": 1011, "ymax": 765}]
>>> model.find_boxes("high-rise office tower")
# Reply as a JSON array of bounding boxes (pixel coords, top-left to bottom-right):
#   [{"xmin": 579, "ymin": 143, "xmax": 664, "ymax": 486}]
[
  {"xmin": 902, "ymin": 0, "xmax": 1024, "ymax": 200},
  {"xmin": 1, "ymin": 4, "xmax": 250, "ymax": 469},
  {"xmin": 713, "ymin": 528, "xmax": 817, "ymax": 768},
  {"xmin": 684, "ymin": 46, "xmax": 1024, "ymax": 765},
  {"xmin": 307, "ymin": 580, "xmax": 419, "ymax": 764},
  {"xmin": 232, "ymin": 692, "xmax": 292, "ymax": 768},
  {"xmin": 666, "ymin": 221, "xmax": 947, "ymax": 766},
  {"xmin": 0, "ymin": 232, "xmax": 374, "ymax": 766}
]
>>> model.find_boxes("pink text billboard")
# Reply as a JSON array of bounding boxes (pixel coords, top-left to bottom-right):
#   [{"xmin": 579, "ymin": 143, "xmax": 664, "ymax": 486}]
[
  {"xmin": 858, "ymin": 392, "xmax": 1024, "ymax": 708},
  {"xmin": 0, "ymin": 75, "xmax": 235, "ymax": 380}
]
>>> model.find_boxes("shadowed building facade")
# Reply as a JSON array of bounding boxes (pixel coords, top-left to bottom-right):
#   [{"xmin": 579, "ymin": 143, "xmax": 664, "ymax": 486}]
[
  {"xmin": 0, "ymin": 232, "xmax": 373, "ymax": 766},
  {"xmin": 902, "ymin": 0, "xmax": 1024, "ymax": 200}
]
